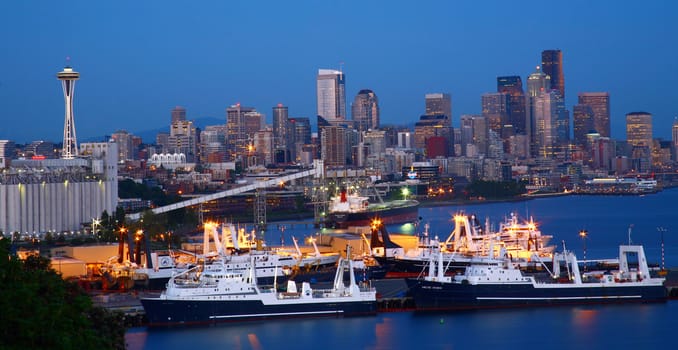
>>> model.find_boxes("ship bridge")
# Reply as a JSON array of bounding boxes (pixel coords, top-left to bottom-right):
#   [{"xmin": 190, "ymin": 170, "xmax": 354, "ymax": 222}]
[{"xmin": 126, "ymin": 160, "xmax": 325, "ymax": 222}]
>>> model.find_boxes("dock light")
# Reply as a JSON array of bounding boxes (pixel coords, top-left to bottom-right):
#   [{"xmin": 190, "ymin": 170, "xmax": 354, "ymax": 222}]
[{"xmin": 579, "ymin": 230, "xmax": 588, "ymax": 269}]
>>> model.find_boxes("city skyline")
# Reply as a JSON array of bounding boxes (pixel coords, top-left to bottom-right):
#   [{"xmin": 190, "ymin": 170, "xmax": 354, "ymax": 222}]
[{"xmin": 1, "ymin": 1, "xmax": 677, "ymax": 143}]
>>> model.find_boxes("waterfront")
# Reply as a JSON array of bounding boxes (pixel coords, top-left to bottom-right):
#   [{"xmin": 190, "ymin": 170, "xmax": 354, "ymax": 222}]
[
  {"xmin": 126, "ymin": 188, "xmax": 678, "ymax": 349},
  {"xmin": 127, "ymin": 301, "xmax": 677, "ymax": 350}
]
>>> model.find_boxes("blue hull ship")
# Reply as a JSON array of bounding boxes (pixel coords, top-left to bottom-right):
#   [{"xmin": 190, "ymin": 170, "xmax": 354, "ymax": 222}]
[{"xmin": 406, "ymin": 244, "xmax": 667, "ymax": 311}]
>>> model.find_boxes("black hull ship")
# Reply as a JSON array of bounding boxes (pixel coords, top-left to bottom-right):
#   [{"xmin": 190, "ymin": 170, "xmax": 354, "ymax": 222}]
[
  {"xmin": 324, "ymin": 189, "xmax": 419, "ymax": 229},
  {"xmin": 141, "ymin": 246, "xmax": 377, "ymax": 326},
  {"xmin": 406, "ymin": 244, "xmax": 667, "ymax": 311}
]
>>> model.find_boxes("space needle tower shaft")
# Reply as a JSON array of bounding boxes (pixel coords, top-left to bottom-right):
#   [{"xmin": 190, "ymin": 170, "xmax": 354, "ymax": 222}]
[{"xmin": 57, "ymin": 65, "xmax": 80, "ymax": 159}]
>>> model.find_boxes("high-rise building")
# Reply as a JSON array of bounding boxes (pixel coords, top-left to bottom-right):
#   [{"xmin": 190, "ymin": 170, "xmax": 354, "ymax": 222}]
[
  {"xmin": 578, "ymin": 92, "xmax": 610, "ymax": 138},
  {"xmin": 290, "ymin": 117, "xmax": 311, "ymax": 145},
  {"xmin": 57, "ymin": 65, "xmax": 80, "ymax": 159},
  {"xmin": 481, "ymin": 92, "xmax": 510, "ymax": 134},
  {"xmin": 253, "ymin": 127, "xmax": 274, "ymax": 166},
  {"xmin": 626, "ymin": 112, "xmax": 653, "ymax": 147},
  {"xmin": 672, "ymin": 118, "xmax": 678, "ymax": 161},
  {"xmin": 526, "ymin": 66, "xmax": 552, "ymax": 155},
  {"xmin": 527, "ymin": 66, "xmax": 551, "ymax": 97},
  {"xmin": 497, "ymin": 76, "xmax": 527, "ymax": 134},
  {"xmin": 573, "ymin": 104, "xmax": 595, "ymax": 146},
  {"xmin": 320, "ymin": 126, "xmax": 347, "ymax": 167},
  {"xmin": 171, "ymin": 106, "xmax": 187, "ymax": 124},
  {"xmin": 226, "ymin": 104, "xmax": 263, "ymax": 161},
  {"xmin": 273, "ymin": 104, "xmax": 293, "ymax": 163},
  {"xmin": 554, "ymin": 94, "xmax": 570, "ymax": 146},
  {"xmin": 168, "ymin": 120, "xmax": 197, "ymax": 161},
  {"xmin": 413, "ymin": 114, "xmax": 453, "ymax": 155},
  {"xmin": 363, "ymin": 130, "xmax": 387, "ymax": 155},
  {"xmin": 626, "ymin": 112, "xmax": 652, "ymax": 172},
  {"xmin": 532, "ymin": 90, "xmax": 559, "ymax": 158},
  {"xmin": 425, "ymin": 93, "xmax": 452, "ymax": 118},
  {"xmin": 460, "ymin": 115, "xmax": 488, "ymax": 157},
  {"xmin": 541, "ymin": 50, "xmax": 565, "ymax": 99},
  {"xmin": 316, "ymin": 69, "xmax": 346, "ymax": 121},
  {"xmin": 111, "ymin": 130, "xmax": 135, "ymax": 162},
  {"xmin": 200, "ymin": 125, "xmax": 228, "ymax": 163},
  {"xmin": 351, "ymin": 89, "xmax": 380, "ymax": 132}
]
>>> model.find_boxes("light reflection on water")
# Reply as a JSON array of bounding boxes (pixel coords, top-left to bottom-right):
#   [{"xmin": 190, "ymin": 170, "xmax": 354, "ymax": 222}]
[{"xmin": 127, "ymin": 302, "xmax": 678, "ymax": 350}]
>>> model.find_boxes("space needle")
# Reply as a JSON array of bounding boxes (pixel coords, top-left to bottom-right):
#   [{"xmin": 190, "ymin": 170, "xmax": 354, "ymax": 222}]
[{"xmin": 57, "ymin": 64, "xmax": 80, "ymax": 159}]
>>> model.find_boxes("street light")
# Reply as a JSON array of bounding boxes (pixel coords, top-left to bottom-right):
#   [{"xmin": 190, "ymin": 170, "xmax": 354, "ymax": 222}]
[
  {"xmin": 579, "ymin": 229, "xmax": 588, "ymax": 270},
  {"xmin": 657, "ymin": 227, "xmax": 667, "ymax": 271},
  {"xmin": 402, "ymin": 187, "xmax": 410, "ymax": 200}
]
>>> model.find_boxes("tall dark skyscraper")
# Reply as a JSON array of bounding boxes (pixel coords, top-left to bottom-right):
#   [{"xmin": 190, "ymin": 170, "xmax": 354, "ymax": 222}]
[
  {"xmin": 272, "ymin": 104, "xmax": 293, "ymax": 163},
  {"xmin": 497, "ymin": 76, "xmax": 527, "ymax": 135},
  {"xmin": 541, "ymin": 50, "xmax": 565, "ymax": 99},
  {"xmin": 481, "ymin": 92, "xmax": 509, "ymax": 134},
  {"xmin": 578, "ymin": 92, "xmax": 610, "ymax": 138},
  {"xmin": 573, "ymin": 104, "xmax": 595, "ymax": 146},
  {"xmin": 351, "ymin": 89, "xmax": 380, "ymax": 132},
  {"xmin": 290, "ymin": 117, "xmax": 311, "ymax": 145}
]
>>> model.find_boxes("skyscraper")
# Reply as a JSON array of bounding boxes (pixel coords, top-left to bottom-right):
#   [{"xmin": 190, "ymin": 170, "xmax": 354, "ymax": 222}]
[
  {"xmin": 316, "ymin": 69, "xmax": 346, "ymax": 121},
  {"xmin": 351, "ymin": 89, "xmax": 380, "ymax": 132},
  {"xmin": 497, "ymin": 76, "xmax": 527, "ymax": 134},
  {"xmin": 460, "ymin": 115, "xmax": 488, "ymax": 156},
  {"xmin": 481, "ymin": 92, "xmax": 509, "ymax": 134},
  {"xmin": 573, "ymin": 104, "xmax": 595, "ymax": 146},
  {"xmin": 226, "ymin": 104, "xmax": 263, "ymax": 161},
  {"xmin": 425, "ymin": 93, "xmax": 452, "ymax": 119},
  {"xmin": 57, "ymin": 65, "xmax": 80, "ymax": 159},
  {"xmin": 672, "ymin": 118, "xmax": 678, "ymax": 161},
  {"xmin": 532, "ymin": 90, "xmax": 559, "ymax": 158},
  {"xmin": 626, "ymin": 112, "xmax": 653, "ymax": 147},
  {"xmin": 171, "ymin": 106, "xmax": 187, "ymax": 124},
  {"xmin": 272, "ymin": 104, "xmax": 293, "ymax": 162},
  {"xmin": 526, "ymin": 66, "xmax": 552, "ymax": 155},
  {"xmin": 578, "ymin": 92, "xmax": 610, "ymax": 138},
  {"xmin": 527, "ymin": 66, "xmax": 551, "ymax": 97},
  {"xmin": 541, "ymin": 50, "xmax": 565, "ymax": 99},
  {"xmin": 320, "ymin": 126, "xmax": 347, "ymax": 167}
]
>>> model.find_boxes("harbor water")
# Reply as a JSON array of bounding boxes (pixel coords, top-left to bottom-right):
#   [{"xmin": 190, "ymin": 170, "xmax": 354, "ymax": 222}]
[{"xmin": 126, "ymin": 188, "xmax": 678, "ymax": 350}]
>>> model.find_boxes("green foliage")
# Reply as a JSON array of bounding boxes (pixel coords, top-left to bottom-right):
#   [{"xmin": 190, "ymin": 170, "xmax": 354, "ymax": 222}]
[
  {"xmin": 465, "ymin": 180, "xmax": 526, "ymax": 199},
  {"xmin": 0, "ymin": 239, "xmax": 126, "ymax": 350}
]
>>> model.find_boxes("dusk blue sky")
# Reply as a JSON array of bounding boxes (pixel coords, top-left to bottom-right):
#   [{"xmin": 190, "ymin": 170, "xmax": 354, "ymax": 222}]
[{"xmin": 1, "ymin": 1, "xmax": 677, "ymax": 144}]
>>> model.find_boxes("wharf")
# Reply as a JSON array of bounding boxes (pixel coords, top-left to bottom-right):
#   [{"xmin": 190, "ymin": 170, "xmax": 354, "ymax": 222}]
[{"xmin": 95, "ymin": 269, "xmax": 678, "ymax": 327}]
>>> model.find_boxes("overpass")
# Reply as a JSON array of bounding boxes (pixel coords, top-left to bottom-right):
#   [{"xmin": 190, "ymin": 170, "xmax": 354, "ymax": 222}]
[{"xmin": 126, "ymin": 160, "xmax": 324, "ymax": 221}]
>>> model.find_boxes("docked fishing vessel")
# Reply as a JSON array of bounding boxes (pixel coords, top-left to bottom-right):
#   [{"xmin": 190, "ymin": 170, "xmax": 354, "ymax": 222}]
[
  {"xmin": 406, "ymin": 243, "xmax": 667, "ymax": 311},
  {"xmin": 141, "ymin": 246, "xmax": 377, "ymax": 326},
  {"xmin": 371, "ymin": 213, "xmax": 554, "ymax": 276},
  {"xmin": 324, "ymin": 188, "xmax": 420, "ymax": 229}
]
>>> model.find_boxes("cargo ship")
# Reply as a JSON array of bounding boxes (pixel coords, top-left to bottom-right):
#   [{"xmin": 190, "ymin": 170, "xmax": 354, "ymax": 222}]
[
  {"xmin": 141, "ymin": 246, "xmax": 377, "ymax": 326},
  {"xmin": 324, "ymin": 189, "xmax": 420, "ymax": 229},
  {"xmin": 406, "ymin": 243, "xmax": 667, "ymax": 311}
]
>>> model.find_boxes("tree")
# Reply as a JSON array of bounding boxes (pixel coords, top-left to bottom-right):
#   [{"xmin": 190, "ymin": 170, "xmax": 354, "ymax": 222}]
[{"xmin": 0, "ymin": 239, "xmax": 126, "ymax": 350}]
